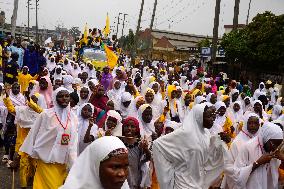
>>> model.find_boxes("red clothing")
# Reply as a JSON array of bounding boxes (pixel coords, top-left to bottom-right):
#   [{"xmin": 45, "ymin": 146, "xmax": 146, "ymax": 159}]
[{"xmin": 89, "ymin": 94, "xmax": 109, "ymax": 111}]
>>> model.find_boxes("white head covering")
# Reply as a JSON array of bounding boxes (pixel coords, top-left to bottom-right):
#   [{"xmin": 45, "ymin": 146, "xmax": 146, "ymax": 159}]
[
  {"xmin": 242, "ymin": 112, "xmax": 260, "ymax": 137},
  {"xmin": 272, "ymin": 105, "xmax": 283, "ymax": 120},
  {"xmin": 52, "ymin": 87, "xmax": 71, "ymax": 125},
  {"xmin": 77, "ymin": 103, "xmax": 95, "ymax": 154},
  {"xmin": 105, "ymin": 110, "xmax": 123, "ymax": 137},
  {"xmin": 194, "ymin": 96, "xmax": 206, "ymax": 105},
  {"xmin": 121, "ymin": 92, "xmax": 132, "ymax": 103},
  {"xmin": 153, "ymin": 103, "xmax": 225, "ymax": 189},
  {"xmin": 63, "ymin": 75, "xmax": 74, "ymax": 91},
  {"xmin": 61, "ymin": 136, "xmax": 129, "ymax": 189},
  {"xmin": 78, "ymin": 86, "xmax": 91, "ymax": 106},
  {"xmin": 164, "ymin": 120, "xmax": 182, "ymax": 131},
  {"xmin": 9, "ymin": 87, "xmax": 26, "ymax": 106},
  {"xmin": 260, "ymin": 121, "xmax": 283, "ymax": 144},
  {"xmin": 137, "ymin": 104, "xmax": 155, "ymax": 136}
]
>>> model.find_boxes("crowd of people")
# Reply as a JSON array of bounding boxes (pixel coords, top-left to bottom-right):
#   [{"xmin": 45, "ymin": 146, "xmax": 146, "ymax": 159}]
[{"xmin": 0, "ymin": 33, "xmax": 284, "ymax": 189}]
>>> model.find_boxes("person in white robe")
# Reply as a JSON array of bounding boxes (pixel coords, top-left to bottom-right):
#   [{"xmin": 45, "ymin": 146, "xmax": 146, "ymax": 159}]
[
  {"xmin": 234, "ymin": 121, "xmax": 284, "ymax": 189},
  {"xmin": 60, "ymin": 136, "xmax": 129, "ymax": 189},
  {"xmin": 253, "ymin": 82, "xmax": 267, "ymax": 100},
  {"xmin": 222, "ymin": 113, "xmax": 260, "ymax": 189},
  {"xmin": 153, "ymin": 103, "xmax": 226, "ymax": 189},
  {"xmin": 20, "ymin": 87, "xmax": 78, "ymax": 188}
]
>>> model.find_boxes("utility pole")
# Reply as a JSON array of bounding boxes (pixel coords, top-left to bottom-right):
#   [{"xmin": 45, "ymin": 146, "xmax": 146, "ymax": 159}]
[
  {"xmin": 11, "ymin": 0, "xmax": 19, "ymax": 38},
  {"xmin": 135, "ymin": 0, "xmax": 145, "ymax": 38},
  {"xmin": 246, "ymin": 0, "xmax": 252, "ymax": 25},
  {"xmin": 116, "ymin": 13, "xmax": 122, "ymax": 37},
  {"xmin": 27, "ymin": 0, "xmax": 31, "ymax": 41},
  {"xmin": 212, "ymin": 0, "xmax": 221, "ymax": 63},
  {"xmin": 147, "ymin": 0, "xmax": 158, "ymax": 59},
  {"xmin": 233, "ymin": 0, "xmax": 240, "ymax": 30},
  {"xmin": 36, "ymin": 0, "xmax": 39, "ymax": 44},
  {"xmin": 121, "ymin": 13, "xmax": 128, "ymax": 37}
]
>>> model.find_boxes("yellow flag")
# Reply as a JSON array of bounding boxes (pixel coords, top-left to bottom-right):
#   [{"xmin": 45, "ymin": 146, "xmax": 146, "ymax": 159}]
[
  {"xmin": 83, "ymin": 23, "xmax": 88, "ymax": 44},
  {"xmin": 105, "ymin": 45, "xmax": 118, "ymax": 69},
  {"xmin": 103, "ymin": 14, "xmax": 110, "ymax": 36}
]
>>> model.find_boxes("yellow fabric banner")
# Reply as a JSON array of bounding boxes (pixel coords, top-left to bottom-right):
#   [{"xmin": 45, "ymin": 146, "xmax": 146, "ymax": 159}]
[
  {"xmin": 105, "ymin": 45, "xmax": 118, "ymax": 69},
  {"xmin": 103, "ymin": 14, "xmax": 110, "ymax": 36}
]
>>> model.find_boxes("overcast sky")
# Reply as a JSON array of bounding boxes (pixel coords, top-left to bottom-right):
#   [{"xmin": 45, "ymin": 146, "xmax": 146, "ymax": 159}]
[{"xmin": 0, "ymin": 0, "xmax": 283, "ymax": 37}]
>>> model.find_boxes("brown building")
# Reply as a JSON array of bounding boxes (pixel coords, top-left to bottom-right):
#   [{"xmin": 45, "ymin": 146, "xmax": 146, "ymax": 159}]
[{"xmin": 138, "ymin": 28, "xmax": 213, "ymax": 61}]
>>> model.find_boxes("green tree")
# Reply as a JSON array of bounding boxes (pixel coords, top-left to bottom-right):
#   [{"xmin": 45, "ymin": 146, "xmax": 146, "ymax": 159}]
[
  {"xmin": 197, "ymin": 37, "xmax": 211, "ymax": 48},
  {"xmin": 221, "ymin": 11, "xmax": 284, "ymax": 72}
]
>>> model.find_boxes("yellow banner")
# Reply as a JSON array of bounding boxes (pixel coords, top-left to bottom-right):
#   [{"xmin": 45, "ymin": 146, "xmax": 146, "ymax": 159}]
[{"xmin": 105, "ymin": 45, "xmax": 118, "ymax": 69}]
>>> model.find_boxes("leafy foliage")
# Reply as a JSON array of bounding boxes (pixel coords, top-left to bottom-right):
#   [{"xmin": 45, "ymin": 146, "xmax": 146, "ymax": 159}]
[{"xmin": 221, "ymin": 11, "xmax": 284, "ymax": 71}]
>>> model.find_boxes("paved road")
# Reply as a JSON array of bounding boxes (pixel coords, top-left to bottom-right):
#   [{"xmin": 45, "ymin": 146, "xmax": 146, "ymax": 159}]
[{"xmin": 0, "ymin": 147, "xmax": 32, "ymax": 189}]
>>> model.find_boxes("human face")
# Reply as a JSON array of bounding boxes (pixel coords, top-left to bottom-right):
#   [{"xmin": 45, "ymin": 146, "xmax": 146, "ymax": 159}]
[
  {"xmin": 184, "ymin": 94, "xmax": 191, "ymax": 106},
  {"xmin": 81, "ymin": 72, "xmax": 88, "ymax": 81},
  {"xmin": 260, "ymin": 84, "xmax": 264, "ymax": 90},
  {"xmin": 232, "ymin": 93, "xmax": 239, "ymax": 102},
  {"xmin": 218, "ymin": 106, "xmax": 226, "ymax": 116},
  {"xmin": 224, "ymin": 98, "xmax": 230, "ymax": 108},
  {"xmin": 103, "ymin": 67, "xmax": 110, "ymax": 74},
  {"xmin": 81, "ymin": 104, "xmax": 92, "ymax": 119},
  {"xmin": 145, "ymin": 92, "xmax": 154, "ymax": 104},
  {"xmin": 107, "ymin": 101, "xmax": 115, "ymax": 110},
  {"xmin": 80, "ymin": 87, "xmax": 89, "ymax": 100},
  {"xmin": 55, "ymin": 79, "xmax": 62, "ymax": 86},
  {"xmin": 106, "ymin": 116, "xmax": 118, "ymax": 130},
  {"xmin": 64, "ymin": 60, "xmax": 68, "ymax": 65},
  {"xmin": 247, "ymin": 116, "xmax": 260, "ymax": 135},
  {"xmin": 254, "ymin": 102, "xmax": 262, "ymax": 113},
  {"xmin": 203, "ymin": 106, "xmax": 216, "ymax": 129},
  {"xmin": 56, "ymin": 67, "xmax": 61, "ymax": 74},
  {"xmin": 154, "ymin": 121, "xmax": 164, "ymax": 137},
  {"xmin": 114, "ymin": 81, "xmax": 121, "ymax": 90},
  {"xmin": 28, "ymin": 82, "xmax": 34, "ymax": 91},
  {"xmin": 176, "ymin": 89, "xmax": 182, "ymax": 99},
  {"xmin": 152, "ymin": 84, "xmax": 159, "ymax": 94},
  {"xmin": 196, "ymin": 82, "xmax": 202, "ymax": 90},
  {"xmin": 97, "ymin": 86, "xmax": 105, "ymax": 97},
  {"xmin": 123, "ymin": 120, "xmax": 138, "ymax": 137},
  {"xmin": 210, "ymin": 94, "xmax": 217, "ymax": 104},
  {"xmin": 171, "ymin": 90, "xmax": 176, "ymax": 99},
  {"xmin": 11, "ymin": 83, "xmax": 20, "ymax": 95},
  {"xmin": 165, "ymin": 127, "xmax": 174, "ymax": 135},
  {"xmin": 245, "ymin": 98, "xmax": 250, "ymax": 105},
  {"xmin": 99, "ymin": 153, "xmax": 129, "ymax": 189},
  {"xmin": 142, "ymin": 107, "xmax": 153, "ymax": 123},
  {"xmin": 22, "ymin": 67, "xmax": 28, "ymax": 74},
  {"xmin": 233, "ymin": 103, "xmax": 240, "ymax": 112},
  {"xmin": 122, "ymin": 101, "xmax": 131, "ymax": 108},
  {"xmin": 116, "ymin": 70, "xmax": 123, "ymax": 78},
  {"xmin": 56, "ymin": 90, "xmax": 70, "ymax": 108}
]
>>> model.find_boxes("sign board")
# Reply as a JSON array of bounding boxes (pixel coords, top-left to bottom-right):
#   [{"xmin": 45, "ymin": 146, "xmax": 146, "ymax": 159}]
[{"xmin": 201, "ymin": 47, "xmax": 211, "ymax": 57}]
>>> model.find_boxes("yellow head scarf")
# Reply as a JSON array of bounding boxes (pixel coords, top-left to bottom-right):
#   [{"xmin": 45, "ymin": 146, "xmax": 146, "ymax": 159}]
[{"xmin": 167, "ymin": 85, "xmax": 177, "ymax": 111}]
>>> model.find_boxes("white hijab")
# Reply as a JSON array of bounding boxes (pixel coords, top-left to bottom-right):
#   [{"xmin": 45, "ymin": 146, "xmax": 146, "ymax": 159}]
[
  {"xmin": 60, "ymin": 136, "xmax": 129, "ymax": 189},
  {"xmin": 234, "ymin": 121, "xmax": 283, "ymax": 189},
  {"xmin": 77, "ymin": 103, "xmax": 95, "ymax": 154},
  {"xmin": 52, "ymin": 87, "xmax": 71, "ymax": 125},
  {"xmin": 153, "ymin": 103, "xmax": 226, "ymax": 189},
  {"xmin": 137, "ymin": 104, "xmax": 155, "ymax": 137}
]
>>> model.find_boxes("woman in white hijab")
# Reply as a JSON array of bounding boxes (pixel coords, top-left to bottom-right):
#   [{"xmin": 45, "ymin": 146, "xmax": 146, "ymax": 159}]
[
  {"xmin": 20, "ymin": 87, "xmax": 78, "ymax": 189},
  {"xmin": 230, "ymin": 101, "xmax": 244, "ymax": 134},
  {"xmin": 63, "ymin": 75, "xmax": 74, "ymax": 92},
  {"xmin": 107, "ymin": 80, "xmax": 123, "ymax": 110},
  {"xmin": 253, "ymin": 82, "xmax": 267, "ymax": 100},
  {"xmin": 222, "ymin": 113, "xmax": 260, "ymax": 189},
  {"xmin": 77, "ymin": 103, "xmax": 95, "ymax": 154},
  {"xmin": 119, "ymin": 92, "xmax": 133, "ymax": 119},
  {"xmin": 234, "ymin": 121, "xmax": 284, "ymax": 189},
  {"xmin": 153, "ymin": 103, "xmax": 226, "ymax": 189},
  {"xmin": 243, "ymin": 96, "xmax": 253, "ymax": 113},
  {"xmin": 271, "ymin": 104, "xmax": 283, "ymax": 121},
  {"xmin": 46, "ymin": 56, "xmax": 56, "ymax": 72},
  {"xmin": 72, "ymin": 63, "xmax": 81, "ymax": 78},
  {"xmin": 77, "ymin": 86, "xmax": 91, "ymax": 107},
  {"xmin": 250, "ymin": 100, "xmax": 269, "ymax": 122},
  {"xmin": 61, "ymin": 136, "xmax": 129, "ymax": 189}
]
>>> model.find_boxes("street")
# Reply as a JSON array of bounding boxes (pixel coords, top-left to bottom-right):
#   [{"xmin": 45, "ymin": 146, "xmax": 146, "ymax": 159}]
[{"xmin": 0, "ymin": 148, "xmax": 32, "ymax": 189}]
